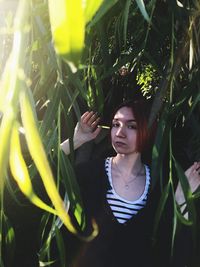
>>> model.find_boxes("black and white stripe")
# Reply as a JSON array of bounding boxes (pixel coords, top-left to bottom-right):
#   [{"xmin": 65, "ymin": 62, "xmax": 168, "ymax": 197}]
[{"xmin": 105, "ymin": 157, "xmax": 150, "ymax": 224}]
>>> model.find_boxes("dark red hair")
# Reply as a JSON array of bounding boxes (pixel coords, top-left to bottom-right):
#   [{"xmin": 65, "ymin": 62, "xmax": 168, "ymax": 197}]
[{"xmin": 110, "ymin": 99, "xmax": 157, "ymax": 154}]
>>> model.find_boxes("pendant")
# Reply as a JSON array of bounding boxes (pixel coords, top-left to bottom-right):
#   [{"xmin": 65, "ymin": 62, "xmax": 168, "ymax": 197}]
[{"xmin": 125, "ymin": 184, "xmax": 129, "ymax": 190}]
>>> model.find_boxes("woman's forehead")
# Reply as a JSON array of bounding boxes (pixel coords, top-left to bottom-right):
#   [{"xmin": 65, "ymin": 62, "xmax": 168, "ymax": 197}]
[{"xmin": 113, "ymin": 106, "xmax": 135, "ymax": 120}]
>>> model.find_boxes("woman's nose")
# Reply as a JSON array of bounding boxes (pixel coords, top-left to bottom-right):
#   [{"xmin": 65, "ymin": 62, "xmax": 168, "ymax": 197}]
[{"xmin": 116, "ymin": 126, "xmax": 126, "ymax": 137}]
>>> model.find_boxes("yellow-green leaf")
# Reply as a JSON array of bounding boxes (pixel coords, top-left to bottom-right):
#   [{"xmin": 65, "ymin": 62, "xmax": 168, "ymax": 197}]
[
  {"xmin": 9, "ymin": 121, "xmax": 57, "ymax": 215},
  {"xmin": 0, "ymin": 0, "xmax": 29, "ymax": 112},
  {"xmin": 0, "ymin": 107, "xmax": 15, "ymax": 193},
  {"xmin": 48, "ymin": 0, "xmax": 85, "ymax": 65},
  {"xmin": 19, "ymin": 88, "xmax": 77, "ymax": 234},
  {"xmin": 84, "ymin": 0, "xmax": 104, "ymax": 24}
]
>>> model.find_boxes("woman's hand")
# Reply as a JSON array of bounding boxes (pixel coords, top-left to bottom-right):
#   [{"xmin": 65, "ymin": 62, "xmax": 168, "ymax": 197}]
[
  {"xmin": 175, "ymin": 161, "xmax": 200, "ymax": 207},
  {"xmin": 74, "ymin": 111, "xmax": 101, "ymax": 145},
  {"xmin": 60, "ymin": 111, "xmax": 101, "ymax": 155}
]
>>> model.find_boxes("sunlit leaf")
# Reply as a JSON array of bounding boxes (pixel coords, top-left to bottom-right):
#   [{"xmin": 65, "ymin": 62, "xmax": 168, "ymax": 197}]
[
  {"xmin": 48, "ymin": 0, "xmax": 85, "ymax": 65},
  {"xmin": 135, "ymin": 0, "xmax": 150, "ymax": 22},
  {"xmin": 87, "ymin": 0, "xmax": 119, "ymax": 28},
  {"xmin": 84, "ymin": 0, "xmax": 104, "ymax": 24},
  {"xmin": 39, "ymin": 260, "xmax": 57, "ymax": 267},
  {"xmin": 19, "ymin": 88, "xmax": 77, "ymax": 234},
  {"xmin": 0, "ymin": 107, "xmax": 15, "ymax": 192},
  {"xmin": 9, "ymin": 121, "xmax": 57, "ymax": 215},
  {"xmin": 0, "ymin": 0, "xmax": 29, "ymax": 113}
]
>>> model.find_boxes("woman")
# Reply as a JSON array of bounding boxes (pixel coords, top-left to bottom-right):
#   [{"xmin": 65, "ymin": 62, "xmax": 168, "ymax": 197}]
[{"xmin": 61, "ymin": 100, "xmax": 200, "ymax": 267}]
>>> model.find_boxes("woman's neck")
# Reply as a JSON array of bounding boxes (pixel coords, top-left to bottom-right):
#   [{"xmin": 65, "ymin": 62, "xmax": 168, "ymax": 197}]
[{"xmin": 113, "ymin": 153, "xmax": 143, "ymax": 176}]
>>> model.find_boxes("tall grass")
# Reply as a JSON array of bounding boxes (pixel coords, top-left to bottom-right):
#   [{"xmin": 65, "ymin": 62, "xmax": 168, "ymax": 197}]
[{"xmin": 0, "ymin": 0, "xmax": 200, "ymax": 266}]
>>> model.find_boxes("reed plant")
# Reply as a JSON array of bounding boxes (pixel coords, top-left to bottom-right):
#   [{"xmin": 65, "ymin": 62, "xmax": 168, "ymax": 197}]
[{"xmin": 0, "ymin": 0, "xmax": 200, "ymax": 266}]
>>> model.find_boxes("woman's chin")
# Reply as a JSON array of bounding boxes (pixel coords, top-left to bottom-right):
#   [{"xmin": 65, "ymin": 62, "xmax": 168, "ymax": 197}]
[{"xmin": 113, "ymin": 146, "xmax": 138, "ymax": 156}]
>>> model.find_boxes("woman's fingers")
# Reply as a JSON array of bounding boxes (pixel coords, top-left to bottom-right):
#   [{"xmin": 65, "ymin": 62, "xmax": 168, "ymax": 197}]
[
  {"xmin": 81, "ymin": 111, "xmax": 90, "ymax": 122},
  {"xmin": 91, "ymin": 117, "xmax": 100, "ymax": 128},
  {"xmin": 92, "ymin": 126, "xmax": 101, "ymax": 138},
  {"xmin": 87, "ymin": 113, "xmax": 99, "ymax": 126},
  {"xmin": 81, "ymin": 111, "xmax": 100, "ymax": 131}
]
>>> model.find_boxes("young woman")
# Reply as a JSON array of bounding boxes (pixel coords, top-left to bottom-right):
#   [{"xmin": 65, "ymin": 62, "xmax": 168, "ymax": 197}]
[{"xmin": 61, "ymin": 100, "xmax": 200, "ymax": 267}]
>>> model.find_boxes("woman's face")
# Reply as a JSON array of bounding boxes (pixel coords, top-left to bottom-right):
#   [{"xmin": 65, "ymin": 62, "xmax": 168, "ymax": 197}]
[{"xmin": 111, "ymin": 106, "xmax": 138, "ymax": 155}]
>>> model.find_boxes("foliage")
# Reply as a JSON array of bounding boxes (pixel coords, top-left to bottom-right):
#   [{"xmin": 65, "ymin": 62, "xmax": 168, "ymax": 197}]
[
  {"xmin": 136, "ymin": 63, "xmax": 159, "ymax": 97},
  {"xmin": 0, "ymin": 0, "xmax": 200, "ymax": 266}
]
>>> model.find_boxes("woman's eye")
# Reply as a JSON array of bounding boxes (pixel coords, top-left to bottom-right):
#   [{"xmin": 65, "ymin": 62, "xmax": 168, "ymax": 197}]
[
  {"xmin": 112, "ymin": 123, "xmax": 120, "ymax": 128},
  {"xmin": 127, "ymin": 125, "xmax": 137, "ymax": 129}
]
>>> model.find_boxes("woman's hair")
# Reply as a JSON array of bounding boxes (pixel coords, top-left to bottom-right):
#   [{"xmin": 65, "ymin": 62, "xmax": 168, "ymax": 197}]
[{"xmin": 110, "ymin": 99, "xmax": 157, "ymax": 154}]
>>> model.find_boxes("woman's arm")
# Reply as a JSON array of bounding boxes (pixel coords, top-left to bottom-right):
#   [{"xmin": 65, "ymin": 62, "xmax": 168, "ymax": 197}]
[
  {"xmin": 175, "ymin": 161, "xmax": 200, "ymax": 216},
  {"xmin": 60, "ymin": 111, "xmax": 101, "ymax": 155}
]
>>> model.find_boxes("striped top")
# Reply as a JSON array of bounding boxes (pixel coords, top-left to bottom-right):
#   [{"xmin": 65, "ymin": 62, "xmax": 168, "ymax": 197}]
[{"xmin": 105, "ymin": 157, "xmax": 151, "ymax": 224}]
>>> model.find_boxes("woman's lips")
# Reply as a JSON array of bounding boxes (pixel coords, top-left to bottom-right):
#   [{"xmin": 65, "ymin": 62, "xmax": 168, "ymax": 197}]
[{"xmin": 114, "ymin": 141, "xmax": 127, "ymax": 147}]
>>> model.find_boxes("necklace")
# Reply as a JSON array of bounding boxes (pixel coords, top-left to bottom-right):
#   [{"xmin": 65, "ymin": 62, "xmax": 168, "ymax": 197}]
[{"xmin": 113, "ymin": 159, "xmax": 144, "ymax": 190}]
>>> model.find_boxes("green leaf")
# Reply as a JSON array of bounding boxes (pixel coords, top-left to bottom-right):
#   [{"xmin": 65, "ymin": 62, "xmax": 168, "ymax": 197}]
[
  {"xmin": 38, "ymin": 213, "xmax": 54, "ymax": 263},
  {"xmin": 2, "ymin": 213, "xmax": 15, "ymax": 266},
  {"xmin": 20, "ymin": 88, "xmax": 77, "ymax": 234},
  {"xmin": 135, "ymin": 0, "xmax": 150, "ymax": 22},
  {"xmin": 84, "ymin": 0, "xmax": 104, "ymax": 24},
  {"xmin": 60, "ymin": 151, "xmax": 86, "ymax": 231},
  {"xmin": 9, "ymin": 121, "xmax": 57, "ymax": 215},
  {"xmin": 153, "ymin": 181, "xmax": 171, "ymax": 238},
  {"xmin": 39, "ymin": 260, "xmax": 57, "ymax": 267},
  {"xmin": 123, "ymin": 0, "xmax": 132, "ymax": 45},
  {"xmin": 87, "ymin": 0, "xmax": 119, "ymax": 28},
  {"xmin": 40, "ymin": 85, "xmax": 62, "ymax": 139},
  {"xmin": 55, "ymin": 227, "xmax": 67, "ymax": 267},
  {"xmin": 0, "ymin": 107, "xmax": 15, "ymax": 193},
  {"xmin": 173, "ymin": 158, "xmax": 196, "ymax": 225},
  {"xmin": 151, "ymin": 107, "xmax": 171, "ymax": 188},
  {"xmin": 171, "ymin": 203, "xmax": 177, "ymax": 256},
  {"xmin": 176, "ymin": 208, "xmax": 193, "ymax": 226},
  {"xmin": 0, "ymin": 0, "xmax": 29, "ymax": 112},
  {"xmin": 48, "ymin": 0, "xmax": 85, "ymax": 65}
]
